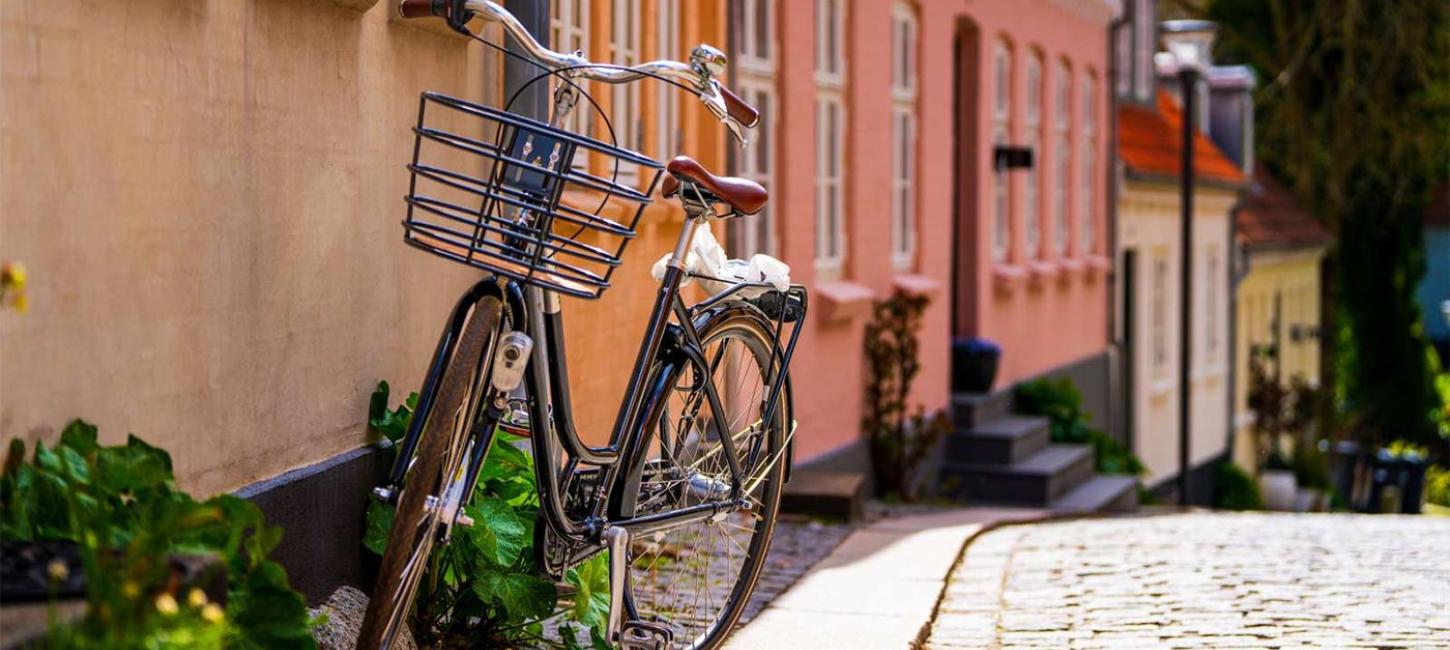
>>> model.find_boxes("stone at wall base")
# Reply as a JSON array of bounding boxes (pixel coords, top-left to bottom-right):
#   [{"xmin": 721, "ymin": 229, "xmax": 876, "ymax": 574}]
[{"xmin": 310, "ymin": 585, "xmax": 417, "ymax": 650}]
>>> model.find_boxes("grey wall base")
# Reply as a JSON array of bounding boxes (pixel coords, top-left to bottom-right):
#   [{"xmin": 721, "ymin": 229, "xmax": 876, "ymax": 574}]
[
  {"xmin": 235, "ymin": 444, "xmax": 389, "ymax": 605},
  {"xmin": 1145, "ymin": 450, "xmax": 1230, "ymax": 506}
]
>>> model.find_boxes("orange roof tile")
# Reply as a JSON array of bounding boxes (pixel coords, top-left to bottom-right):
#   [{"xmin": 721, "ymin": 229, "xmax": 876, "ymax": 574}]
[
  {"xmin": 1236, "ymin": 166, "xmax": 1332, "ymax": 250},
  {"xmin": 1117, "ymin": 90, "xmax": 1245, "ymax": 185}
]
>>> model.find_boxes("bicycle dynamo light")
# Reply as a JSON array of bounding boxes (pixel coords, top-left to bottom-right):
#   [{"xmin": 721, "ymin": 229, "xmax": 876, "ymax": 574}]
[{"xmin": 491, "ymin": 331, "xmax": 533, "ymax": 393}]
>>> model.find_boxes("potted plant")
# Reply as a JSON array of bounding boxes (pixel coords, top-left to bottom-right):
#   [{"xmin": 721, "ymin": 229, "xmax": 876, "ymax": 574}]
[
  {"xmin": 951, "ymin": 337, "xmax": 1001, "ymax": 393},
  {"xmin": 1247, "ymin": 352, "xmax": 1297, "ymax": 510}
]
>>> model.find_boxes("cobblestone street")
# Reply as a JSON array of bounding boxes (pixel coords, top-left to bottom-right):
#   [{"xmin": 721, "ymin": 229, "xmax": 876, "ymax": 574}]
[{"xmin": 926, "ymin": 513, "xmax": 1450, "ymax": 649}]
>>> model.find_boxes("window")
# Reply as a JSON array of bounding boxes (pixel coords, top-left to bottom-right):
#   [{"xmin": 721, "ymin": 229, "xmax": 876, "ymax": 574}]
[
  {"xmin": 1206, "ymin": 245, "xmax": 1220, "ymax": 359},
  {"xmin": 1024, "ymin": 51, "xmax": 1042, "ymax": 258},
  {"xmin": 730, "ymin": 0, "xmax": 776, "ymax": 256},
  {"xmin": 1152, "ymin": 252, "xmax": 1169, "ymax": 376},
  {"xmin": 991, "ymin": 40, "xmax": 1011, "ymax": 262},
  {"xmin": 814, "ymin": 0, "xmax": 847, "ymax": 271},
  {"xmin": 551, "ymin": 0, "xmax": 591, "ymax": 160},
  {"xmin": 1052, "ymin": 60, "xmax": 1071, "ymax": 257},
  {"xmin": 890, "ymin": 2, "xmax": 917, "ymax": 269},
  {"xmin": 655, "ymin": 0, "xmax": 681, "ymax": 161},
  {"xmin": 1080, "ymin": 74, "xmax": 1097, "ymax": 253},
  {"xmin": 815, "ymin": 0, "xmax": 846, "ymax": 83},
  {"xmin": 612, "ymin": 0, "xmax": 643, "ymax": 178}
]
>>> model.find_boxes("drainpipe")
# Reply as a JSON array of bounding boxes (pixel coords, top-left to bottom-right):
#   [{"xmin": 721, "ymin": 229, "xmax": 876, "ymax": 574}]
[
  {"xmin": 1106, "ymin": 12, "xmax": 1129, "ymax": 446},
  {"xmin": 503, "ymin": 0, "xmax": 550, "ymax": 121}
]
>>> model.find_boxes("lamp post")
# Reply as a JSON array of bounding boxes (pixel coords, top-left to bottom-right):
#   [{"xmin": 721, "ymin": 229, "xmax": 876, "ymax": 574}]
[{"xmin": 1160, "ymin": 19, "xmax": 1217, "ymax": 506}]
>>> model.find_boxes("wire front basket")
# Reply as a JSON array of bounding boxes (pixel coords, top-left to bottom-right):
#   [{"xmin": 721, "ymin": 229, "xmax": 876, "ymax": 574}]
[{"xmin": 403, "ymin": 92, "xmax": 664, "ymax": 299}]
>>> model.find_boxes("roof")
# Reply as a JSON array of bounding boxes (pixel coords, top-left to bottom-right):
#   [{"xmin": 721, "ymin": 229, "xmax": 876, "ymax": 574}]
[
  {"xmin": 1117, "ymin": 90, "xmax": 1246, "ymax": 185},
  {"xmin": 1236, "ymin": 166, "xmax": 1332, "ymax": 251}
]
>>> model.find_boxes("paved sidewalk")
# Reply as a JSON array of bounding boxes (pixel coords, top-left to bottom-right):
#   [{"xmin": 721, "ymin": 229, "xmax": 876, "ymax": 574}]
[
  {"xmin": 925, "ymin": 512, "xmax": 1450, "ymax": 649},
  {"xmin": 724, "ymin": 507, "xmax": 1043, "ymax": 650}
]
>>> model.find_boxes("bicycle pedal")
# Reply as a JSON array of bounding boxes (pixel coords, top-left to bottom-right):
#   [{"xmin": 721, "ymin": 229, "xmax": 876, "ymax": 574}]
[{"xmin": 618, "ymin": 620, "xmax": 673, "ymax": 650}]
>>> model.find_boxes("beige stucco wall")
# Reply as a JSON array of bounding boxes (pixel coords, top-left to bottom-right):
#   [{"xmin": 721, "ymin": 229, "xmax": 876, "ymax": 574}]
[
  {"xmin": 1230, "ymin": 246, "xmax": 1326, "ymax": 471},
  {"xmin": 0, "ymin": 0, "xmax": 731, "ymax": 497},
  {"xmin": 0, "ymin": 0, "xmax": 509, "ymax": 496},
  {"xmin": 1117, "ymin": 180, "xmax": 1236, "ymax": 485}
]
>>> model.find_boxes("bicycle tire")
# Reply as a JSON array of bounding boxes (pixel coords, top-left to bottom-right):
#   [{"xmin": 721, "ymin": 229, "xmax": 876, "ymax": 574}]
[
  {"xmin": 356, "ymin": 295, "xmax": 502, "ymax": 650},
  {"xmin": 622, "ymin": 305, "xmax": 789, "ymax": 649}
]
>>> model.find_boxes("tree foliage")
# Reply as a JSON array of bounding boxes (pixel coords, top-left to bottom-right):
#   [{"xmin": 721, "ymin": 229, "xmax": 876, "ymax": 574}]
[{"xmin": 1195, "ymin": 0, "xmax": 1450, "ymax": 447}]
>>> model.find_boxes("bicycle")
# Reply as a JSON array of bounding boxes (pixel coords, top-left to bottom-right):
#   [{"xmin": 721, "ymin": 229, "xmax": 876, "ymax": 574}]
[{"xmin": 359, "ymin": 1, "xmax": 808, "ymax": 648}]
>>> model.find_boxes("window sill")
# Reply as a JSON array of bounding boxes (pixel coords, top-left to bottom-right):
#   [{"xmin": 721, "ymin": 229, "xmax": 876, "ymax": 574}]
[
  {"xmin": 1083, "ymin": 255, "xmax": 1111, "ymax": 273},
  {"xmin": 892, "ymin": 273, "xmax": 940, "ymax": 297},
  {"xmin": 815, "ymin": 280, "xmax": 875, "ymax": 325},
  {"xmin": 1149, "ymin": 377, "xmax": 1175, "ymax": 398},
  {"xmin": 1026, "ymin": 260, "xmax": 1060, "ymax": 288},
  {"xmin": 992, "ymin": 265, "xmax": 1027, "ymax": 294}
]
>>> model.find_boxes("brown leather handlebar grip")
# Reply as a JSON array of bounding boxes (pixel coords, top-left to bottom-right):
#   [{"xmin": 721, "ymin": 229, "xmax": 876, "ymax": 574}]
[
  {"xmin": 398, "ymin": 0, "xmax": 442, "ymax": 18},
  {"xmin": 718, "ymin": 84, "xmax": 760, "ymax": 129}
]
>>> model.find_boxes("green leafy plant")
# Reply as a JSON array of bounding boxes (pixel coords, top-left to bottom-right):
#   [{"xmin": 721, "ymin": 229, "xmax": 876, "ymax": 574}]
[
  {"xmin": 1425, "ymin": 465, "xmax": 1450, "ymax": 508},
  {"xmin": 364, "ymin": 382, "xmax": 609, "ymax": 648},
  {"xmin": 1212, "ymin": 461, "xmax": 1265, "ymax": 511},
  {"xmin": 0, "ymin": 421, "xmax": 316, "ymax": 649},
  {"xmin": 1015, "ymin": 377, "xmax": 1145, "ymax": 477},
  {"xmin": 862, "ymin": 291, "xmax": 950, "ymax": 502}
]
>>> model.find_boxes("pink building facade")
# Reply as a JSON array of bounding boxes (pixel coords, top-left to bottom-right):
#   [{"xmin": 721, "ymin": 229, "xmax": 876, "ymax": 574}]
[{"xmin": 729, "ymin": 0, "xmax": 1119, "ymax": 470}]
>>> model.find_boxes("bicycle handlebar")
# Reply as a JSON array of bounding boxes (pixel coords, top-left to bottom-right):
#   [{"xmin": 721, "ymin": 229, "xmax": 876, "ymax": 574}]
[{"xmin": 397, "ymin": 0, "xmax": 757, "ymax": 144}]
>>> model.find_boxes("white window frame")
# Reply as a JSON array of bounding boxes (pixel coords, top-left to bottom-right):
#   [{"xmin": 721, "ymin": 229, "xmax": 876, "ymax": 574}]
[
  {"xmin": 814, "ymin": 0, "xmax": 848, "ymax": 272},
  {"xmin": 991, "ymin": 40, "xmax": 1012, "ymax": 263},
  {"xmin": 612, "ymin": 0, "xmax": 643, "ymax": 181},
  {"xmin": 1052, "ymin": 59, "xmax": 1071, "ymax": 257},
  {"xmin": 730, "ymin": 0, "xmax": 777, "ymax": 256},
  {"xmin": 1023, "ymin": 50, "xmax": 1042, "ymax": 259},
  {"xmin": 1152, "ymin": 251, "xmax": 1169, "ymax": 378},
  {"xmin": 1205, "ymin": 244, "xmax": 1221, "ymax": 359},
  {"xmin": 1080, "ymin": 73, "xmax": 1097, "ymax": 253},
  {"xmin": 656, "ymin": 0, "xmax": 681, "ymax": 161},
  {"xmin": 889, "ymin": 2, "xmax": 917, "ymax": 270},
  {"xmin": 551, "ymin": 0, "xmax": 591, "ymax": 166}
]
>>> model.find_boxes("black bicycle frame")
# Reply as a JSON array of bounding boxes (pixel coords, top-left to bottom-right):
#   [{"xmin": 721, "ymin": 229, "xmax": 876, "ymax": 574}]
[{"xmin": 386, "ymin": 217, "xmax": 806, "ymax": 554}]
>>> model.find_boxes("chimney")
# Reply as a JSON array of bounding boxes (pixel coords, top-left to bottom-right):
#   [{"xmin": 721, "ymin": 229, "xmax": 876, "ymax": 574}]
[{"xmin": 1205, "ymin": 65, "xmax": 1256, "ymax": 176}]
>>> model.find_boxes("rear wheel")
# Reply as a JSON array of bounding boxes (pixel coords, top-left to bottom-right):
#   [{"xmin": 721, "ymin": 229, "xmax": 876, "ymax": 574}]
[
  {"xmin": 623, "ymin": 310, "xmax": 789, "ymax": 649},
  {"xmin": 356, "ymin": 295, "xmax": 502, "ymax": 650}
]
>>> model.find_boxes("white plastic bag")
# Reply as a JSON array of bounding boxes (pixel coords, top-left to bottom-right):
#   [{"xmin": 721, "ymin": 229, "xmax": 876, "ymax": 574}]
[{"xmin": 650, "ymin": 226, "xmax": 792, "ymax": 297}]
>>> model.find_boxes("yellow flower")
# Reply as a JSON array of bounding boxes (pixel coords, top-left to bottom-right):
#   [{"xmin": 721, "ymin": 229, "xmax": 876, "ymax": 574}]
[
  {"xmin": 121, "ymin": 581, "xmax": 141, "ymax": 599},
  {"xmin": 0, "ymin": 262, "xmax": 23, "ymax": 289},
  {"xmin": 46, "ymin": 559, "xmax": 68, "ymax": 582},
  {"xmin": 187, "ymin": 588, "xmax": 208, "ymax": 608},
  {"xmin": 201, "ymin": 603, "xmax": 225, "ymax": 624},
  {"xmin": 13, "ymin": 293, "xmax": 27, "ymax": 313},
  {"xmin": 155, "ymin": 593, "xmax": 179, "ymax": 616}
]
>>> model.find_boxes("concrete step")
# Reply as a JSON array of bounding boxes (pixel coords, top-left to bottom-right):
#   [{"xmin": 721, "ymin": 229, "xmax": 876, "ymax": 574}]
[
  {"xmin": 940, "ymin": 444, "xmax": 1095, "ymax": 505},
  {"xmin": 951, "ymin": 390, "xmax": 1014, "ymax": 429},
  {"xmin": 944, "ymin": 416, "xmax": 1051, "ymax": 465},
  {"xmin": 781, "ymin": 470, "xmax": 868, "ymax": 522},
  {"xmin": 1049, "ymin": 474, "xmax": 1140, "ymax": 513}
]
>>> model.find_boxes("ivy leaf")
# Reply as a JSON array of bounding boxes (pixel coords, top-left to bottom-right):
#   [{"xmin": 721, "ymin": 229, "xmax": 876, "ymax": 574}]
[
  {"xmin": 480, "ymin": 438, "xmax": 532, "ymax": 483},
  {"xmin": 466, "ymin": 498, "xmax": 528, "ymax": 567},
  {"xmin": 56, "ymin": 446, "xmax": 89, "ymax": 486},
  {"xmin": 472, "ymin": 569, "xmax": 556, "ymax": 622},
  {"xmin": 58, "ymin": 420, "xmax": 100, "ymax": 457},
  {"xmin": 363, "ymin": 501, "xmax": 394, "ymax": 557},
  {"xmin": 565, "ymin": 554, "xmax": 611, "ymax": 630}
]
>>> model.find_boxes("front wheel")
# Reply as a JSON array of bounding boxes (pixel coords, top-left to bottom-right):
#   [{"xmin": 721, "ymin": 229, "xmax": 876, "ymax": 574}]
[
  {"xmin": 356, "ymin": 295, "xmax": 502, "ymax": 650},
  {"xmin": 623, "ymin": 307, "xmax": 791, "ymax": 649}
]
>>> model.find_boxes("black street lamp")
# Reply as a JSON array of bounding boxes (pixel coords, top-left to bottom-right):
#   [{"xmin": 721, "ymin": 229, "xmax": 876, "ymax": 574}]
[{"xmin": 1160, "ymin": 19, "xmax": 1217, "ymax": 506}]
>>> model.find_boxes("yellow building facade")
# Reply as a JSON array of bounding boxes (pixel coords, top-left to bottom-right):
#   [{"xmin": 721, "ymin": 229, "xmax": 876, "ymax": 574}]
[{"xmin": 1229, "ymin": 168, "xmax": 1331, "ymax": 470}]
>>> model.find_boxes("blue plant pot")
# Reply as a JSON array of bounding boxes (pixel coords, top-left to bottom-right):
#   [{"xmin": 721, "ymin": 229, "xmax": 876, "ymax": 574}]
[{"xmin": 952, "ymin": 337, "xmax": 1001, "ymax": 393}]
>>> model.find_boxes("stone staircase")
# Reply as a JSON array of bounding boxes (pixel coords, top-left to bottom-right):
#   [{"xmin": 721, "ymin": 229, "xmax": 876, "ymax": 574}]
[{"xmin": 939, "ymin": 390, "xmax": 1138, "ymax": 513}]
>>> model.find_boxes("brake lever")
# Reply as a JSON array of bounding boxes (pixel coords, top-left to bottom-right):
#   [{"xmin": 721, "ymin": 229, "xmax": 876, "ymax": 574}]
[
  {"xmin": 446, "ymin": 0, "xmax": 475, "ymax": 34},
  {"xmin": 700, "ymin": 80, "xmax": 750, "ymax": 147}
]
